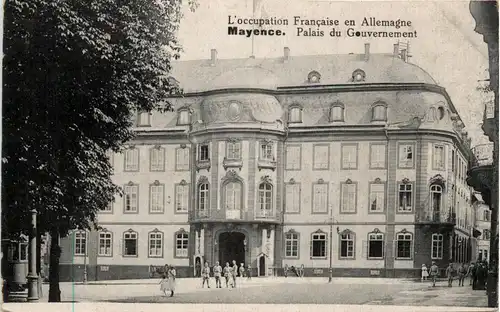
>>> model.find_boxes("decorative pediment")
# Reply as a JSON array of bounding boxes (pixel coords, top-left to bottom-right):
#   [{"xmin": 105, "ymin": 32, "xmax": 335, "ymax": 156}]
[
  {"xmin": 401, "ymin": 178, "xmax": 410, "ymax": 185},
  {"xmin": 289, "ymin": 103, "xmax": 303, "ymax": 110},
  {"xmin": 262, "ymin": 139, "xmax": 274, "ymax": 146},
  {"xmin": 127, "ymin": 181, "xmax": 135, "ymax": 186},
  {"xmin": 151, "ymin": 228, "xmax": 160, "ymax": 233},
  {"xmin": 317, "ymin": 178, "xmax": 325, "ymax": 184},
  {"xmin": 373, "ymin": 178, "xmax": 382, "ymax": 183},
  {"xmin": 345, "ymin": 178, "xmax": 353, "ymax": 184},
  {"xmin": 371, "ymin": 228, "xmax": 381, "ymax": 234},
  {"xmin": 339, "ymin": 229, "xmax": 354, "ymax": 236},
  {"xmin": 330, "ymin": 101, "xmax": 344, "ymax": 108},
  {"xmin": 371, "ymin": 100, "xmax": 388, "ymax": 108},
  {"xmin": 226, "ymin": 138, "xmax": 241, "ymax": 144},
  {"xmin": 180, "ymin": 144, "xmax": 187, "ymax": 149},
  {"xmin": 312, "ymin": 229, "xmax": 326, "ymax": 234},
  {"xmin": 198, "ymin": 176, "xmax": 209, "ymax": 184},
  {"xmin": 398, "ymin": 228, "xmax": 409, "ymax": 234},
  {"xmin": 153, "ymin": 145, "xmax": 162, "ymax": 150},
  {"xmin": 261, "ymin": 175, "xmax": 272, "ymax": 184},
  {"xmin": 125, "ymin": 228, "xmax": 135, "ymax": 233},
  {"xmin": 153, "ymin": 180, "xmax": 161, "ymax": 186},
  {"xmin": 200, "ymin": 140, "xmax": 211, "ymax": 145},
  {"xmin": 429, "ymin": 174, "xmax": 446, "ymax": 188},
  {"xmin": 222, "ymin": 170, "xmax": 243, "ymax": 184},
  {"xmin": 286, "ymin": 228, "xmax": 298, "ymax": 234},
  {"xmin": 127, "ymin": 145, "xmax": 136, "ymax": 149},
  {"xmin": 288, "ymin": 178, "xmax": 296, "ymax": 184},
  {"xmin": 179, "ymin": 179, "xmax": 188, "ymax": 186},
  {"xmin": 177, "ymin": 228, "xmax": 187, "ymax": 234}
]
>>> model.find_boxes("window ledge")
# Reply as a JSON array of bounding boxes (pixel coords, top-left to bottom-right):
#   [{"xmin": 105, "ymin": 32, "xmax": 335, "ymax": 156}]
[
  {"xmin": 258, "ymin": 159, "xmax": 277, "ymax": 171},
  {"xmin": 395, "ymin": 257, "xmax": 413, "ymax": 261},
  {"xmin": 196, "ymin": 159, "xmax": 211, "ymax": 172},
  {"xmin": 223, "ymin": 158, "xmax": 243, "ymax": 170},
  {"xmin": 367, "ymin": 257, "xmax": 384, "ymax": 260},
  {"xmin": 310, "ymin": 256, "xmax": 327, "ymax": 260}
]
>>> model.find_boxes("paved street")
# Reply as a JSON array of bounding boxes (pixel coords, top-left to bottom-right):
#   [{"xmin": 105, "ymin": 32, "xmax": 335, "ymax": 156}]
[{"xmin": 31, "ymin": 277, "xmax": 489, "ymax": 307}]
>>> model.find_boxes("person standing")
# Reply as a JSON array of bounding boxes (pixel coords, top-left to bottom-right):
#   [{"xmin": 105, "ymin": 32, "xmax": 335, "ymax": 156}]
[
  {"xmin": 429, "ymin": 261, "xmax": 439, "ymax": 287},
  {"xmin": 247, "ymin": 264, "xmax": 252, "ymax": 280},
  {"xmin": 202, "ymin": 262, "xmax": 211, "ymax": 288},
  {"xmin": 213, "ymin": 261, "xmax": 222, "ymax": 288},
  {"xmin": 457, "ymin": 263, "xmax": 467, "ymax": 286},
  {"xmin": 467, "ymin": 262, "xmax": 475, "ymax": 286},
  {"xmin": 446, "ymin": 263, "xmax": 454, "ymax": 287},
  {"xmin": 231, "ymin": 260, "xmax": 238, "ymax": 288},
  {"xmin": 421, "ymin": 264, "xmax": 429, "ymax": 282},
  {"xmin": 299, "ymin": 264, "xmax": 305, "ymax": 277},
  {"xmin": 284, "ymin": 264, "xmax": 289, "ymax": 278},
  {"xmin": 223, "ymin": 262, "xmax": 231, "ymax": 288},
  {"xmin": 167, "ymin": 265, "xmax": 176, "ymax": 297},
  {"xmin": 239, "ymin": 263, "xmax": 245, "ymax": 282},
  {"xmin": 159, "ymin": 272, "xmax": 169, "ymax": 296}
]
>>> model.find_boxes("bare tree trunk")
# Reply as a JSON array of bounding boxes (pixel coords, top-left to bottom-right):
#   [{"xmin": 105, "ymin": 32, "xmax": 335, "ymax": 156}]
[{"xmin": 48, "ymin": 230, "xmax": 61, "ymax": 302}]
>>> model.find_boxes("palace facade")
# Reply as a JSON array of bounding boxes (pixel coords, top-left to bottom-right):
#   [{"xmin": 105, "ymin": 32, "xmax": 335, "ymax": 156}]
[{"xmin": 58, "ymin": 43, "xmax": 478, "ymax": 281}]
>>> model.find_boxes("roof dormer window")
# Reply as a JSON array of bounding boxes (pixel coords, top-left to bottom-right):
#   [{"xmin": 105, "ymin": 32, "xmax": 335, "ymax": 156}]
[
  {"xmin": 177, "ymin": 108, "xmax": 191, "ymax": 126},
  {"xmin": 137, "ymin": 111, "xmax": 151, "ymax": 127},
  {"xmin": 372, "ymin": 101, "xmax": 387, "ymax": 122},
  {"xmin": 330, "ymin": 102, "xmax": 345, "ymax": 122},
  {"xmin": 307, "ymin": 71, "xmax": 321, "ymax": 83},
  {"xmin": 352, "ymin": 69, "xmax": 366, "ymax": 82},
  {"xmin": 288, "ymin": 105, "xmax": 302, "ymax": 123}
]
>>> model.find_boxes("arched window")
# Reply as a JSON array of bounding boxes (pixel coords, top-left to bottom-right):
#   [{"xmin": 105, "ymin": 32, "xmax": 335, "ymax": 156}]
[
  {"xmin": 372, "ymin": 102, "xmax": 387, "ymax": 121},
  {"xmin": 430, "ymin": 185, "xmax": 442, "ymax": 221},
  {"xmin": 198, "ymin": 182, "xmax": 209, "ymax": 213},
  {"xmin": 289, "ymin": 105, "xmax": 302, "ymax": 123},
  {"xmin": 330, "ymin": 103, "xmax": 344, "ymax": 122},
  {"xmin": 225, "ymin": 182, "xmax": 242, "ymax": 211},
  {"xmin": 258, "ymin": 182, "xmax": 273, "ymax": 212}
]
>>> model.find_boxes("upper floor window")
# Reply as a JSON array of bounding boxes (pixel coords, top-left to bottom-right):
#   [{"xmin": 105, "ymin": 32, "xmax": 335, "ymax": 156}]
[
  {"xmin": 398, "ymin": 144, "xmax": 414, "ymax": 168},
  {"xmin": 289, "ymin": 106, "xmax": 302, "ymax": 123},
  {"xmin": 313, "ymin": 144, "xmax": 329, "ymax": 170},
  {"xmin": 398, "ymin": 182, "xmax": 413, "ymax": 212},
  {"xmin": 150, "ymin": 181, "xmax": 164, "ymax": 213},
  {"xmin": 330, "ymin": 103, "xmax": 344, "ymax": 122},
  {"xmin": 124, "ymin": 147, "xmax": 139, "ymax": 171},
  {"xmin": 483, "ymin": 230, "xmax": 491, "ymax": 240},
  {"xmin": 148, "ymin": 230, "xmax": 163, "ymax": 258},
  {"xmin": 100, "ymin": 201, "xmax": 113, "ymax": 212},
  {"xmin": 431, "ymin": 233, "xmax": 443, "ymax": 259},
  {"xmin": 74, "ymin": 231, "xmax": 87, "ymax": 256},
  {"xmin": 430, "ymin": 184, "xmax": 442, "ymax": 213},
  {"xmin": 198, "ymin": 182, "xmax": 209, "ymax": 213},
  {"xmin": 260, "ymin": 142, "xmax": 274, "ymax": 161},
  {"xmin": 396, "ymin": 231, "xmax": 413, "ymax": 259},
  {"xmin": 258, "ymin": 182, "xmax": 273, "ymax": 212},
  {"xmin": 124, "ymin": 183, "xmax": 139, "ymax": 213},
  {"xmin": 369, "ymin": 182, "xmax": 385, "ymax": 212},
  {"xmin": 285, "ymin": 145, "xmax": 301, "ymax": 170},
  {"xmin": 285, "ymin": 230, "xmax": 299, "ymax": 258},
  {"xmin": 285, "ymin": 181, "xmax": 301, "ymax": 214},
  {"xmin": 372, "ymin": 102, "xmax": 387, "ymax": 121},
  {"xmin": 340, "ymin": 230, "xmax": 355, "ymax": 259},
  {"xmin": 310, "ymin": 230, "xmax": 327, "ymax": 258},
  {"xmin": 367, "ymin": 231, "xmax": 384, "ymax": 259},
  {"xmin": 150, "ymin": 146, "xmax": 165, "ymax": 171},
  {"xmin": 175, "ymin": 230, "xmax": 189, "ymax": 258},
  {"xmin": 98, "ymin": 231, "xmax": 112, "ymax": 257},
  {"xmin": 175, "ymin": 147, "xmax": 190, "ymax": 171},
  {"xmin": 198, "ymin": 144, "xmax": 210, "ymax": 162},
  {"xmin": 341, "ymin": 144, "xmax": 357, "ymax": 169},
  {"xmin": 312, "ymin": 181, "xmax": 328, "ymax": 214},
  {"xmin": 137, "ymin": 111, "xmax": 151, "ymax": 126},
  {"xmin": 123, "ymin": 230, "xmax": 138, "ymax": 257},
  {"xmin": 175, "ymin": 181, "xmax": 189, "ymax": 213},
  {"xmin": 177, "ymin": 109, "xmax": 191, "ymax": 126},
  {"xmin": 224, "ymin": 181, "xmax": 242, "ymax": 211},
  {"xmin": 370, "ymin": 144, "xmax": 386, "ymax": 169},
  {"xmin": 433, "ymin": 145, "xmax": 445, "ymax": 170},
  {"xmin": 341, "ymin": 180, "xmax": 357, "ymax": 213},
  {"xmin": 226, "ymin": 142, "xmax": 241, "ymax": 160}
]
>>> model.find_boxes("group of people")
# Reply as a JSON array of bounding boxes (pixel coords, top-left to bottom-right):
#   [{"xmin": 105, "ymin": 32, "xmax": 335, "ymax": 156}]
[
  {"xmin": 201, "ymin": 260, "xmax": 252, "ymax": 289},
  {"xmin": 283, "ymin": 264, "xmax": 305, "ymax": 277},
  {"xmin": 159, "ymin": 265, "xmax": 177, "ymax": 297},
  {"xmin": 421, "ymin": 260, "xmax": 490, "ymax": 289}
]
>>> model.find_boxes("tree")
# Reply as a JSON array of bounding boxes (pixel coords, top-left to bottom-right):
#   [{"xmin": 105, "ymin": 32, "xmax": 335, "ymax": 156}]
[{"xmin": 2, "ymin": 0, "xmax": 196, "ymax": 301}]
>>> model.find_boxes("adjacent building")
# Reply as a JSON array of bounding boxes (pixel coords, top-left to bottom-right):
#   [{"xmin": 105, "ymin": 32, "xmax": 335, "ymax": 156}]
[{"xmin": 58, "ymin": 43, "xmax": 477, "ymax": 281}]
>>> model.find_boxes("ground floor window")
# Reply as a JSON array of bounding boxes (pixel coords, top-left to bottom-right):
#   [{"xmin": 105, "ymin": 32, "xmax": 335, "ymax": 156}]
[
  {"xmin": 123, "ymin": 231, "xmax": 138, "ymax": 256},
  {"xmin": 396, "ymin": 232, "xmax": 412, "ymax": 259},
  {"xmin": 340, "ymin": 231, "xmax": 355, "ymax": 259},
  {"xmin": 175, "ymin": 231, "xmax": 189, "ymax": 258},
  {"xmin": 431, "ymin": 233, "xmax": 443, "ymax": 259},
  {"xmin": 368, "ymin": 231, "xmax": 384, "ymax": 259},
  {"xmin": 98, "ymin": 232, "xmax": 112, "ymax": 256},
  {"xmin": 310, "ymin": 231, "xmax": 327, "ymax": 258},
  {"xmin": 285, "ymin": 231, "xmax": 299, "ymax": 258}
]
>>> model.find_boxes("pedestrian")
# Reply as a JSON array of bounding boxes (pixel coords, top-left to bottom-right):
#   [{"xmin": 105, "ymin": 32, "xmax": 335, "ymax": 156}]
[
  {"xmin": 446, "ymin": 263, "xmax": 454, "ymax": 287},
  {"xmin": 223, "ymin": 262, "xmax": 231, "ymax": 288},
  {"xmin": 159, "ymin": 272, "xmax": 169, "ymax": 296},
  {"xmin": 284, "ymin": 264, "xmax": 289, "ymax": 278},
  {"xmin": 458, "ymin": 263, "xmax": 467, "ymax": 286},
  {"xmin": 421, "ymin": 264, "xmax": 429, "ymax": 282},
  {"xmin": 195, "ymin": 259, "xmax": 201, "ymax": 278},
  {"xmin": 202, "ymin": 262, "xmax": 211, "ymax": 288},
  {"xmin": 231, "ymin": 260, "xmax": 238, "ymax": 288},
  {"xmin": 247, "ymin": 264, "xmax": 252, "ymax": 280},
  {"xmin": 167, "ymin": 265, "xmax": 176, "ymax": 297},
  {"xmin": 299, "ymin": 264, "xmax": 305, "ymax": 277},
  {"xmin": 213, "ymin": 261, "xmax": 222, "ymax": 288},
  {"xmin": 429, "ymin": 261, "xmax": 439, "ymax": 287},
  {"xmin": 467, "ymin": 262, "xmax": 475, "ymax": 286}
]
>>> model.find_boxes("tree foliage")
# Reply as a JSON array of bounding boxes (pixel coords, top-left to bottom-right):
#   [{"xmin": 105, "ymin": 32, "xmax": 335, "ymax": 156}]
[{"xmin": 2, "ymin": 0, "xmax": 193, "ymax": 238}]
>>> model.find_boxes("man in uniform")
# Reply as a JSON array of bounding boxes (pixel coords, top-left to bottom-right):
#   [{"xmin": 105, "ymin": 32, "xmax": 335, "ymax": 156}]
[
  {"xmin": 231, "ymin": 260, "xmax": 238, "ymax": 288},
  {"xmin": 213, "ymin": 261, "xmax": 222, "ymax": 288},
  {"xmin": 446, "ymin": 263, "xmax": 454, "ymax": 287},
  {"xmin": 202, "ymin": 262, "xmax": 211, "ymax": 288},
  {"xmin": 223, "ymin": 262, "xmax": 231, "ymax": 288},
  {"xmin": 429, "ymin": 261, "xmax": 439, "ymax": 287}
]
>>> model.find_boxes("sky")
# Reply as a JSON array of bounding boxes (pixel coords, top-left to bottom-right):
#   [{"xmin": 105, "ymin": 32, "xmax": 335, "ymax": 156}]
[{"xmin": 175, "ymin": 0, "xmax": 490, "ymax": 145}]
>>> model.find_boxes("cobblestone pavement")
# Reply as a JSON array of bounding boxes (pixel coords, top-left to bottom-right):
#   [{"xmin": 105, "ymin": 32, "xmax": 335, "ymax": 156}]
[{"xmin": 30, "ymin": 277, "xmax": 488, "ymax": 307}]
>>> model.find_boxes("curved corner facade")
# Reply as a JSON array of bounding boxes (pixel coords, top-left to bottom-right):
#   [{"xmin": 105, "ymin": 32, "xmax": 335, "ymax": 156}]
[{"xmin": 58, "ymin": 44, "xmax": 478, "ymax": 281}]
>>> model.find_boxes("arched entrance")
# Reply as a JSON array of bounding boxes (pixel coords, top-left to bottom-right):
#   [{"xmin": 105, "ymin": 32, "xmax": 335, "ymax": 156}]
[
  {"xmin": 218, "ymin": 232, "xmax": 246, "ymax": 267},
  {"xmin": 259, "ymin": 256, "xmax": 266, "ymax": 276}
]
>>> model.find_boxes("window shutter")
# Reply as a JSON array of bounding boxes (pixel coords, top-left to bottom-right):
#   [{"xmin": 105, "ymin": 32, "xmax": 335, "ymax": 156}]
[{"xmin": 362, "ymin": 240, "xmax": 368, "ymax": 258}]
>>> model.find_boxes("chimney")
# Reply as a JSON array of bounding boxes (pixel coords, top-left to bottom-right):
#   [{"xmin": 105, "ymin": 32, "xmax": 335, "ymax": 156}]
[
  {"xmin": 393, "ymin": 43, "xmax": 400, "ymax": 58},
  {"xmin": 364, "ymin": 43, "xmax": 370, "ymax": 61},
  {"xmin": 210, "ymin": 49, "xmax": 217, "ymax": 66},
  {"xmin": 284, "ymin": 47, "xmax": 290, "ymax": 62},
  {"xmin": 401, "ymin": 49, "xmax": 407, "ymax": 62}
]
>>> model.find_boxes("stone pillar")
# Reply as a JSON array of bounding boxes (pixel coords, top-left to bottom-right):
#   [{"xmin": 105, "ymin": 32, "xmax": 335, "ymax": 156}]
[
  {"xmin": 269, "ymin": 228, "xmax": 275, "ymax": 276},
  {"xmin": 195, "ymin": 230, "xmax": 200, "ymax": 255},
  {"xmin": 262, "ymin": 228, "xmax": 267, "ymax": 254},
  {"xmin": 200, "ymin": 229, "xmax": 205, "ymax": 256}
]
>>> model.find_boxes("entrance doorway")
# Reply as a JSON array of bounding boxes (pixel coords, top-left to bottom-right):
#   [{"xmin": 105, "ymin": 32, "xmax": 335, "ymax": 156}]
[
  {"xmin": 218, "ymin": 232, "xmax": 245, "ymax": 267},
  {"xmin": 259, "ymin": 256, "xmax": 266, "ymax": 276}
]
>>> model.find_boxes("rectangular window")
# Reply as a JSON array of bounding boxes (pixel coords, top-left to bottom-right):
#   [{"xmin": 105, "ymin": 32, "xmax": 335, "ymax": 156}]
[
  {"xmin": 124, "ymin": 184, "xmax": 139, "ymax": 213},
  {"xmin": 148, "ymin": 232, "xmax": 163, "ymax": 257},
  {"xmin": 226, "ymin": 142, "xmax": 241, "ymax": 160},
  {"xmin": 341, "ymin": 144, "xmax": 357, "ymax": 169},
  {"xmin": 198, "ymin": 144, "xmax": 209, "ymax": 161},
  {"xmin": 312, "ymin": 183, "xmax": 328, "ymax": 213},
  {"xmin": 398, "ymin": 184, "xmax": 413, "ymax": 212},
  {"xmin": 98, "ymin": 232, "xmax": 112, "ymax": 256},
  {"xmin": 431, "ymin": 233, "xmax": 443, "ymax": 259},
  {"xmin": 175, "ymin": 148, "xmax": 190, "ymax": 171},
  {"xmin": 370, "ymin": 144, "xmax": 386, "ymax": 168},
  {"xmin": 369, "ymin": 183, "xmax": 385, "ymax": 212},
  {"xmin": 285, "ymin": 145, "xmax": 301, "ymax": 170},
  {"xmin": 290, "ymin": 108, "xmax": 302, "ymax": 123},
  {"xmin": 433, "ymin": 145, "xmax": 445, "ymax": 169},
  {"xmin": 340, "ymin": 233, "xmax": 355, "ymax": 259},
  {"xmin": 100, "ymin": 202, "xmax": 112, "ymax": 212},
  {"xmin": 285, "ymin": 232, "xmax": 299, "ymax": 258},
  {"xmin": 123, "ymin": 232, "xmax": 138, "ymax": 256},
  {"xmin": 368, "ymin": 233, "xmax": 384, "ymax": 259},
  {"xmin": 150, "ymin": 147, "xmax": 165, "ymax": 171},
  {"xmin": 175, "ymin": 184, "xmax": 189, "ymax": 213},
  {"xmin": 137, "ymin": 112, "xmax": 151, "ymax": 126},
  {"xmin": 175, "ymin": 232, "xmax": 189, "ymax": 258},
  {"xmin": 399, "ymin": 144, "xmax": 414, "ymax": 168},
  {"xmin": 341, "ymin": 183, "xmax": 357, "ymax": 213},
  {"xmin": 19, "ymin": 243, "xmax": 28, "ymax": 261},
  {"xmin": 311, "ymin": 233, "xmax": 327, "ymax": 258},
  {"xmin": 74, "ymin": 232, "xmax": 86, "ymax": 256},
  {"xmin": 150, "ymin": 184, "xmax": 164, "ymax": 213},
  {"xmin": 124, "ymin": 148, "xmax": 139, "ymax": 171},
  {"xmin": 396, "ymin": 233, "xmax": 412, "ymax": 259},
  {"xmin": 285, "ymin": 183, "xmax": 300, "ymax": 213},
  {"xmin": 313, "ymin": 145, "xmax": 329, "ymax": 170},
  {"xmin": 260, "ymin": 143, "xmax": 274, "ymax": 160}
]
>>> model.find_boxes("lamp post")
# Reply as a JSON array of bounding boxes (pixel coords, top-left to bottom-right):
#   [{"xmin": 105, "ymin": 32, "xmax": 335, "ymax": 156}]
[
  {"xmin": 27, "ymin": 209, "xmax": 39, "ymax": 302},
  {"xmin": 328, "ymin": 205, "xmax": 334, "ymax": 283},
  {"xmin": 83, "ymin": 239, "xmax": 88, "ymax": 284}
]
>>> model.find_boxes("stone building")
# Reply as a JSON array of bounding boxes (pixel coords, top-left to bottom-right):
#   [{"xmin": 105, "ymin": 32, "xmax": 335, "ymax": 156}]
[{"xmin": 57, "ymin": 43, "xmax": 477, "ymax": 281}]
